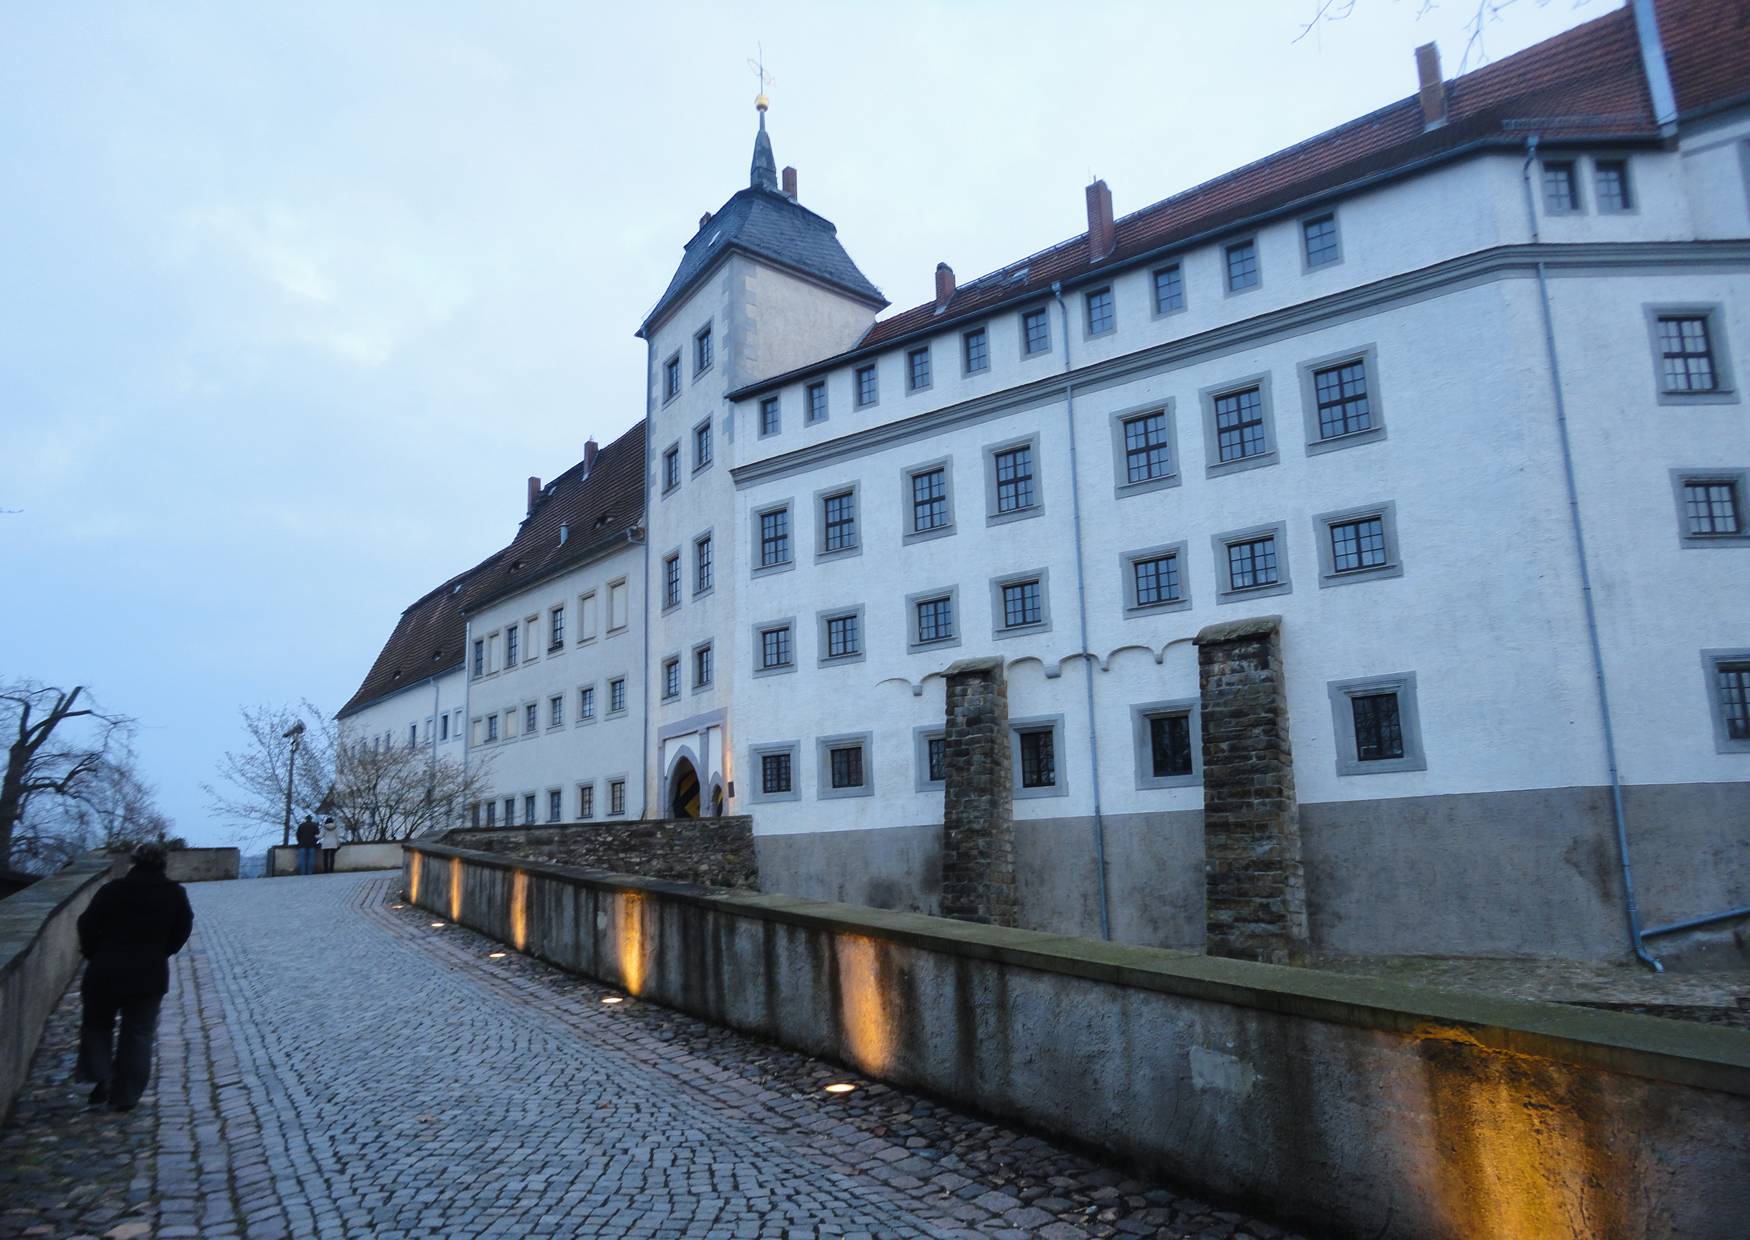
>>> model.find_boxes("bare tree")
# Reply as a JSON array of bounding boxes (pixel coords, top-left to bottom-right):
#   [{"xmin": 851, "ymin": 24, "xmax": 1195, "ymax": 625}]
[
  {"xmin": 15, "ymin": 743, "xmax": 180, "ymax": 873},
  {"xmin": 327, "ymin": 738, "xmax": 494, "ymax": 842},
  {"xmin": 1, "ymin": 681, "xmax": 132, "ymax": 870},
  {"xmin": 202, "ymin": 702, "xmax": 335, "ymax": 850},
  {"xmin": 1296, "ymin": 0, "xmax": 1565, "ymax": 72}
]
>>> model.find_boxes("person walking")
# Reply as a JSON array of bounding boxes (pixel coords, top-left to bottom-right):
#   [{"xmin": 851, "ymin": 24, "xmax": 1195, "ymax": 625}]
[
  {"xmin": 295, "ymin": 815, "xmax": 319, "ymax": 876},
  {"xmin": 320, "ymin": 818, "xmax": 341, "ymax": 874},
  {"xmin": 73, "ymin": 842, "xmax": 194, "ymax": 1111}
]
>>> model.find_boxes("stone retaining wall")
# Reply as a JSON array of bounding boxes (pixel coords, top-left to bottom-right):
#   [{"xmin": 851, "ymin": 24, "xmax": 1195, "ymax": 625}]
[
  {"xmin": 440, "ymin": 817, "xmax": 756, "ymax": 890},
  {"xmin": 267, "ymin": 842, "xmax": 405, "ymax": 876},
  {"xmin": 0, "ymin": 855, "xmax": 111, "ymax": 1122},
  {"xmin": 403, "ymin": 840, "xmax": 1750, "ymax": 1240},
  {"xmin": 165, "ymin": 848, "xmax": 239, "ymax": 883}
]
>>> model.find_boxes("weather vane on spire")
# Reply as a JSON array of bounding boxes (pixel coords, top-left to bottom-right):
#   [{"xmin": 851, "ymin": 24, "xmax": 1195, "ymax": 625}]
[{"xmin": 748, "ymin": 44, "xmax": 775, "ymax": 114}]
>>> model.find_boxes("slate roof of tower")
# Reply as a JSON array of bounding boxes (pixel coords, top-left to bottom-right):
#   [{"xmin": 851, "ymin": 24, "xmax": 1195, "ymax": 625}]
[
  {"xmin": 337, "ymin": 420, "xmax": 646, "ymax": 719},
  {"xmin": 639, "ymin": 185, "xmax": 887, "ymax": 337},
  {"xmin": 732, "ymin": 0, "xmax": 1749, "ymax": 393}
]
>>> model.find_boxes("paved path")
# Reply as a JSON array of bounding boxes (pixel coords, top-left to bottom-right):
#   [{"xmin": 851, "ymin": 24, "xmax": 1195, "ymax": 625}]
[{"xmin": 2, "ymin": 873, "xmax": 1298, "ymax": 1239}]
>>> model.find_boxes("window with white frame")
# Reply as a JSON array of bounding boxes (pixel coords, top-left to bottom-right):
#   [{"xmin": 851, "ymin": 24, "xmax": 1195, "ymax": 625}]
[
  {"xmin": 472, "ymin": 638, "xmax": 485, "ymax": 678},
  {"xmin": 578, "ymin": 591, "xmax": 598, "ymax": 642},
  {"xmin": 607, "ymin": 580, "xmax": 628, "ymax": 631},
  {"xmin": 1327, "ymin": 673, "xmax": 1426, "ymax": 775},
  {"xmin": 485, "ymin": 714, "xmax": 498, "ymax": 742}
]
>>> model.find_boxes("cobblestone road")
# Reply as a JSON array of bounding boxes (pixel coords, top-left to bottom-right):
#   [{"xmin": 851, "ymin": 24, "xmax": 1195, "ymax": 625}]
[{"xmin": 2, "ymin": 873, "xmax": 1299, "ymax": 1240}]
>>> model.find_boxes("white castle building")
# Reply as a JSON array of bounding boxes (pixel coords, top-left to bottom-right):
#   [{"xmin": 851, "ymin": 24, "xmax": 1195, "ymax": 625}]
[{"xmin": 340, "ymin": 0, "xmax": 1748, "ymax": 963}]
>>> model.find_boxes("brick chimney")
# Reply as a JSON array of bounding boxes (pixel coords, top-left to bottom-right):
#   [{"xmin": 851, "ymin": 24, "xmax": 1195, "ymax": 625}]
[
  {"xmin": 698, "ymin": 210, "xmax": 712, "ymax": 231},
  {"xmin": 1416, "ymin": 43, "xmax": 1447, "ymax": 129},
  {"xmin": 935, "ymin": 262, "xmax": 956, "ymax": 310},
  {"xmin": 1086, "ymin": 179, "xmax": 1115, "ymax": 262},
  {"xmin": 582, "ymin": 437, "xmax": 598, "ymax": 479},
  {"xmin": 781, "ymin": 166, "xmax": 798, "ymax": 200},
  {"xmin": 526, "ymin": 476, "xmax": 541, "ymax": 515}
]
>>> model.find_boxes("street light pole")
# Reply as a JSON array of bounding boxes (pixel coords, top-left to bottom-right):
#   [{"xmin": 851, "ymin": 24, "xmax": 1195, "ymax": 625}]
[{"xmin": 280, "ymin": 720, "xmax": 306, "ymax": 848}]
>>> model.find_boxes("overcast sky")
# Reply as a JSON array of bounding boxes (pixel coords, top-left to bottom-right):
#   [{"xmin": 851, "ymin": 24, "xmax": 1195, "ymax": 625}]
[{"xmin": 0, "ymin": 1, "xmax": 1610, "ymax": 848}]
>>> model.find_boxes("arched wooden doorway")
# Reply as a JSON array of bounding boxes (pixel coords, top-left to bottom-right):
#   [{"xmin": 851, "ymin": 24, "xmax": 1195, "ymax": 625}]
[{"xmin": 669, "ymin": 756, "xmax": 700, "ymax": 819}]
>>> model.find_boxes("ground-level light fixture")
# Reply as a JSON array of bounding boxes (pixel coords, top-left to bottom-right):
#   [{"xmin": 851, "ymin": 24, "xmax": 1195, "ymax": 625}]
[
  {"xmin": 823, "ymin": 1082, "xmax": 857, "ymax": 1095},
  {"xmin": 487, "ymin": 951, "xmax": 507, "ymax": 959},
  {"xmin": 390, "ymin": 903, "xmax": 405, "ymax": 909},
  {"xmin": 430, "ymin": 921, "xmax": 446, "ymax": 928},
  {"xmin": 600, "ymin": 995, "xmax": 625, "ymax": 1005}
]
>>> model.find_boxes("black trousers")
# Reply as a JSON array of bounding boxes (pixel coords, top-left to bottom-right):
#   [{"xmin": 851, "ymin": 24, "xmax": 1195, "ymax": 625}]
[{"xmin": 75, "ymin": 985, "xmax": 163, "ymax": 1108}]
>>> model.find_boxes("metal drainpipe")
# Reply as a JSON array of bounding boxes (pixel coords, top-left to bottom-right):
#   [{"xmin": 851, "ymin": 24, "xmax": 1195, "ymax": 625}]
[
  {"xmin": 1052, "ymin": 281, "xmax": 1113, "ymax": 941},
  {"xmin": 1520, "ymin": 136, "xmax": 1661, "ymax": 973}
]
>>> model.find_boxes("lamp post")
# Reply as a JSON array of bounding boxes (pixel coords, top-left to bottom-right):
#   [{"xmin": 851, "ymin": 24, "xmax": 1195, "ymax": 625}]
[{"xmin": 280, "ymin": 720, "xmax": 306, "ymax": 848}]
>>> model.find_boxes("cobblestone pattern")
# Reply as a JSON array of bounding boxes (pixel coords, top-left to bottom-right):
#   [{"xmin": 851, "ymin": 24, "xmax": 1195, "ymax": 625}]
[
  {"xmin": 444, "ymin": 817, "xmax": 759, "ymax": 890},
  {"xmin": 1194, "ymin": 618, "xmax": 1308, "ymax": 965},
  {"xmin": 940, "ymin": 658, "xmax": 1017, "ymax": 927},
  {"xmin": 2, "ymin": 873, "xmax": 1301, "ymax": 1239}
]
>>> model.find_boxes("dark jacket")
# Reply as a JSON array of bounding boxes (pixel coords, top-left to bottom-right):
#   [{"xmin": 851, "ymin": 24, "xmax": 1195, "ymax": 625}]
[
  {"xmin": 295, "ymin": 818, "xmax": 319, "ymax": 848},
  {"xmin": 77, "ymin": 867, "xmax": 195, "ymax": 997}
]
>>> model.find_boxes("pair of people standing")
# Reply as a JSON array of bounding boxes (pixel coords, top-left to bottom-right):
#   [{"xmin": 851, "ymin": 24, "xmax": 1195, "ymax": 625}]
[{"xmin": 294, "ymin": 816, "xmax": 341, "ymax": 875}]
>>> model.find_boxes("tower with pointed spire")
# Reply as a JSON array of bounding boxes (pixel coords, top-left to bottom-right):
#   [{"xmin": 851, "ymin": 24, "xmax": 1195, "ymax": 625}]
[{"xmin": 750, "ymin": 94, "xmax": 777, "ymax": 192}]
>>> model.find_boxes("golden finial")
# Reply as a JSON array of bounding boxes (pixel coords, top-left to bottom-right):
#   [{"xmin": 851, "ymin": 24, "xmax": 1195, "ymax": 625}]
[{"xmin": 748, "ymin": 45, "xmax": 774, "ymax": 114}]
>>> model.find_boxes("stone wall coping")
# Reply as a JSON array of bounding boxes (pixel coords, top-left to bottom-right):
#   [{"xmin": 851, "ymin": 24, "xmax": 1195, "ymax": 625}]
[
  {"xmin": 943, "ymin": 656, "xmax": 1004, "ymax": 677},
  {"xmin": 404, "ymin": 840, "xmax": 1750, "ymax": 1096},
  {"xmin": 441, "ymin": 816, "xmax": 752, "ymax": 845},
  {"xmin": 1193, "ymin": 615, "xmax": 1282, "ymax": 645},
  {"xmin": 0, "ymin": 855, "xmax": 111, "ymax": 984}
]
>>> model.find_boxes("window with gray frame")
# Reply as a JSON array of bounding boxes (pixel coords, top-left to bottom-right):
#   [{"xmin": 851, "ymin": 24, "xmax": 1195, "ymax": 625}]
[
  {"xmin": 1085, "ymin": 286, "xmax": 1115, "ymax": 336},
  {"xmin": 608, "ymin": 779, "xmax": 625, "ymax": 815},
  {"xmin": 578, "ymin": 685, "xmax": 595, "ymax": 720},
  {"xmin": 1010, "ymin": 716, "xmax": 1066, "ymax": 798},
  {"xmin": 1672, "ymin": 469, "xmax": 1749, "ymax": 547},
  {"xmin": 990, "ymin": 569, "xmax": 1049, "ymax": 637},
  {"xmin": 1022, "ymin": 307, "xmax": 1051, "ymax": 356},
  {"xmin": 757, "ymin": 505, "xmax": 791, "ymax": 569},
  {"xmin": 963, "ymin": 326, "xmax": 989, "ymax": 374},
  {"xmin": 693, "ymin": 641, "xmax": 713, "ymax": 688},
  {"xmin": 907, "ymin": 346, "xmax": 931, "ymax": 391},
  {"xmin": 855, "ymin": 364, "xmax": 878, "ymax": 408},
  {"xmin": 662, "ymin": 354, "xmax": 681, "ymax": 401},
  {"xmin": 662, "ymin": 445, "xmax": 680, "ymax": 493},
  {"xmin": 1302, "ymin": 213, "xmax": 1340, "ymax": 267},
  {"xmin": 522, "ymin": 793, "xmax": 535, "ymax": 824},
  {"xmin": 505, "ymin": 625, "xmax": 519, "ymax": 667},
  {"xmin": 750, "ymin": 742, "xmax": 799, "ymax": 801},
  {"xmin": 914, "ymin": 727, "xmax": 947, "ymax": 791},
  {"xmin": 1214, "ymin": 522, "xmax": 1291, "ymax": 602},
  {"xmin": 662, "ymin": 553, "xmax": 681, "ymax": 609},
  {"xmin": 1123, "ymin": 545, "xmax": 1189, "ymax": 614},
  {"xmin": 1653, "ymin": 312, "xmax": 1724, "ymax": 395},
  {"xmin": 1213, "ymin": 385, "xmax": 1267, "ymax": 463},
  {"xmin": 1702, "ymin": 650, "xmax": 1750, "ymax": 753},
  {"xmin": 484, "ymin": 800, "xmax": 496, "ymax": 826},
  {"xmin": 806, "ymin": 381, "xmax": 828, "ymax": 423},
  {"xmin": 1224, "ymin": 238, "xmax": 1259, "ymax": 291},
  {"xmin": 549, "ymin": 695, "xmax": 563, "ymax": 727},
  {"xmin": 906, "ymin": 462, "xmax": 953, "ymax": 539},
  {"xmin": 757, "ymin": 622, "xmax": 793, "ymax": 672},
  {"xmin": 1315, "ymin": 502, "xmax": 1402, "ymax": 586},
  {"xmin": 1542, "ymin": 160, "xmax": 1580, "ymax": 212},
  {"xmin": 1122, "ymin": 409, "xmax": 1172, "ymax": 484},
  {"xmin": 1595, "ymin": 158, "xmax": 1632, "ymax": 211},
  {"xmin": 694, "ymin": 324, "xmax": 713, "ymax": 374},
  {"xmin": 907, "ymin": 588, "xmax": 959, "ymax": 653},
  {"xmin": 548, "ymin": 789, "xmax": 562, "ymax": 823},
  {"xmin": 1152, "ymin": 263, "xmax": 1184, "ymax": 315},
  {"xmin": 524, "ymin": 702, "xmax": 538, "ymax": 734},
  {"xmin": 820, "ymin": 489, "xmax": 858, "ymax": 555},
  {"xmin": 817, "ymin": 733, "xmax": 873, "ymax": 799},
  {"xmin": 608, "ymin": 678, "xmax": 626, "ymax": 714},
  {"xmin": 693, "ymin": 419, "xmax": 712, "ymax": 470},
  {"xmin": 1313, "ymin": 358, "xmax": 1372, "ymax": 439},
  {"xmin": 820, "ymin": 607, "xmax": 863, "ymax": 662},
  {"xmin": 694, "ymin": 533, "xmax": 713, "ymax": 594},
  {"xmin": 987, "ymin": 439, "xmax": 1040, "ymax": 521},
  {"xmin": 1328, "ymin": 673, "xmax": 1426, "ymax": 775},
  {"xmin": 759, "ymin": 396, "xmax": 781, "ymax": 437},
  {"xmin": 1131, "ymin": 700, "xmax": 1199, "ymax": 789},
  {"xmin": 662, "ymin": 657, "xmax": 680, "ymax": 701},
  {"xmin": 578, "ymin": 783, "xmax": 594, "ymax": 819},
  {"xmin": 549, "ymin": 606, "xmax": 564, "ymax": 650}
]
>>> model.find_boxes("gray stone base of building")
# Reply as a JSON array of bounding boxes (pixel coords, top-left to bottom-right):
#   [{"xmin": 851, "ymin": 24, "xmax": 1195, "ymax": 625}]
[{"xmin": 752, "ymin": 781, "xmax": 1750, "ymax": 963}]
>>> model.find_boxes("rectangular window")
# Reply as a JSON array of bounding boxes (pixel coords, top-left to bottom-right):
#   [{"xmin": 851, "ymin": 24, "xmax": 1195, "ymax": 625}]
[
  {"xmin": 1716, "ymin": 660, "xmax": 1750, "ymax": 744},
  {"xmin": 1682, "ymin": 479, "xmax": 1743, "ymax": 536},
  {"xmin": 759, "ymin": 507, "xmax": 791, "ymax": 567},
  {"xmin": 829, "ymin": 745, "xmax": 864, "ymax": 790},
  {"xmin": 759, "ymin": 396, "xmax": 781, "ymax": 436},
  {"xmin": 663, "ymin": 354, "xmax": 681, "ymax": 401},
  {"xmin": 1122, "ymin": 410, "xmax": 1172, "ymax": 484},
  {"xmin": 1000, "ymin": 579, "xmax": 1042, "ymax": 629},
  {"xmin": 1022, "ymin": 307, "xmax": 1051, "ymax": 355},
  {"xmin": 1657, "ymin": 315, "xmax": 1719, "ymax": 393},
  {"xmin": 662, "ymin": 445, "xmax": 681, "ymax": 493},
  {"xmin": 609, "ymin": 780, "xmax": 625, "ymax": 816},
  {"xmin": 1328, "ymin": 673, "xmax": 1425, "ymax": 775},
  {"xmin": 1214, "ymin": 386, "xmax": 1267, "ymax": 462},
  {"xmin": 579, "ymin": 592, "xmax": 598, "ymax": 641},
  {"xmin": 484, "ymin": 800, "xmax": 496, "ymax": 827},
  {"xmin": 440, "ymin": 713, "xmax": 449, "ymax": 741},
  {"xmin": 963, "ymin": 326, "xmax": 989, "ymax": 373},
  {"xmin": 521, "ymin": 794, "xmax": 534, "ymax": 825},
  {"xmin": 693, "ymin": 642, "xmax": 713, "ymax": 688},
  {"xmin": 1085, "ymin": 286, "xmax": 1115, "ymax": 335},
  {"xmin": 662, "ymin": 657, "xmax": 680, "ymax": 700},
  {"xmin": 663, "ymin": 554, "xmax": 681, "ymax": 608},
  {"xmin": 549, "ymin": 605, "xmax": 564, "ymax": 650},
  {"xmin": 1018, "ymin": 729, "xmax": 1056, "ymax": 789},
  {"xmin": 1351, "ymin": 693, "xmax": 1405, "ymax": 762},
  {"xmin": 822, "ymin": 490, "xmax": 857, "ymax": 553},
  {"xmin": 694, "ymin": 324, "xmax": 713, "ymax": 374},
  {"xmin": 1542, "ymin": 160, "xmax": 1580, "ymax": 212},
  {"xmin": 1152, "ymin": 264, "xmax": 1184, "ymax": 314},
  {"xmin": 524, "ymin": 618, "xmax": 538, "ymax": 662},
  {"xmin": 759, "ymin": 624, "xmax": 792, "ymax": 670},
  {"xmin": 695, "ymin": 534, "xmax": 714, "ymax": 593},
  {"xmin": 1227, "ymin": 536, "xmax": 1280, "ymax": 591},
  {"xmin": 855, "ymin": 364, "xmax": 878, "ymax": 407},
  {"xmin": 911, "ymin": 467, "xmax": 949, "ymax": 532},
  {"xmin": 806, "ymin": 381, "xmax": 827, "ymax": 423},
  {"xmin": 993, "ymin": 444, "xmax": 1035, "ymax": 513},
  {"xmin": 1312, "ymin": 360, "xmax": 1372, "ymax": 440},
  {"xmin": 470, "ymin": 801, "xmax": 480, "ymax": 827},
  {"xmin": 1133, "ymin": 553, "xmax": 1181, "ymax": 607},
  {"xmin": 915, "ymin": 596, "xmax": 954, "ymax": 645},
  {"xmin": 1595, "ymin": 159, "xmax": 1631, "ymax": 211},
  {"xmin": 1149, "ymin": 713, "xmax": 1193, "ymax": 779},
  {"xmin": 579, "ymin": 685, "xmax": 595, "ymax": 720},
  {"xmin": 761, "ymin": 751, "xmax": 792, "ymax": 794},
  {"xmin": 907, "ymin": 346, "xmax": 931, "ymax": 391},
  {"xmin": 472, "ymin": 639, "xmax": 485, "ymax": 678},
  {"xmin": 505, "ymin": 625, "xmax": 519, "ymax": 668},
  {"xmin": 927, "ymin": 736, "xmax": 946, "ymax": 784},
  {"xmin": 524, "ymin": 702, "xmax": 537, "ymax": 734},
  {"xmin": 1225, "ymin": 239, "xmax": 1259, "ymax": 291},
  {"xmin": 549, "ymin": 695, "xmax": 564, "ymax": 727},
  {"xmin": 694, "ymin": 420, "xmax": 712, "ymax": 468},
  {"xmin": 485, "ymin": 715, "xmax": 498, "ymax": 742},
  {"xmin": 548, "ymin": 789, "xmax": 562, "ymax": 823},
  {"xmin": 1329, "ymin": 516, "xmax": 1388, "ymax": 573},
  {"xmin": 825, "ymin": 612, "xmax": 861, "ymax": 659},
  {"xmin": 409, "ymin": 723, "xmax": 418, "ymax": 748},
  {"xmin": 609, "ymin": 678, "xmax": 626, "ymax": 714},
  {"xmin": 1302, "ymin": 213, "xmax": 1339, "ymax": 267},
  {"xmin": 578, "ymin": 784, "xmax": 595, "ymax": 819}
]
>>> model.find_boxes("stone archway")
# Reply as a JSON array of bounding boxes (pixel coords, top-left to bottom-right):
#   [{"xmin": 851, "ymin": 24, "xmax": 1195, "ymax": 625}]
[{"xmin": 669, "ymin": 756, "xmax": 700, "ymax": 819}]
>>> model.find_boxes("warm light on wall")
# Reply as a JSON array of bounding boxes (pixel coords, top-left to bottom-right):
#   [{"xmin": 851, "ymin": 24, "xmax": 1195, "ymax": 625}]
[
  {"xmin": 834, "ymin": 934, "xmax": 895, "ymax": 1075},
  {"xmin": 510, "ymin": 870, "xmax": 530, "ymax": 952},
  {"xmin": 408, "ymin": 853, "xmax": 423, "ymax": 904},
  {"xmin": 616, "ymin": 890, "xmax": 647, "ymax": 996},
  {"xmin": 448, "ymin": 856, "xmax": 462, "ymax": 922}
]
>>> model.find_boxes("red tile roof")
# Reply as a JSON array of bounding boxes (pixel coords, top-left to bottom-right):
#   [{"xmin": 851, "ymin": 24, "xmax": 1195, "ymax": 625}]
[{"xmin": 338, "ymin": 421, "xmax": 646, "ymax": 719}]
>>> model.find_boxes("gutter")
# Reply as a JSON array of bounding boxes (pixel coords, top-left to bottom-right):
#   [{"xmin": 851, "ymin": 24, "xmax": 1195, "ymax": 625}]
[
  {"xmin": 336, "ymin": 666, "xmax": 460, "ymax": 723},
  {"xmin": 461, "ymin": 527, "xmax": 643, "ymax": 617}
]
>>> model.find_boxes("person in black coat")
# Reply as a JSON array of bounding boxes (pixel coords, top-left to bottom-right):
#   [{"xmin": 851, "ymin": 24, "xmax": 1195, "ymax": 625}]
[
  {"xmin": 295, "ymin": 815, "xmax": 320, "ymax": 876},
  {"xmin": 73, "ymin": 842, "xmax": 194, "ymax": 1111}
]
